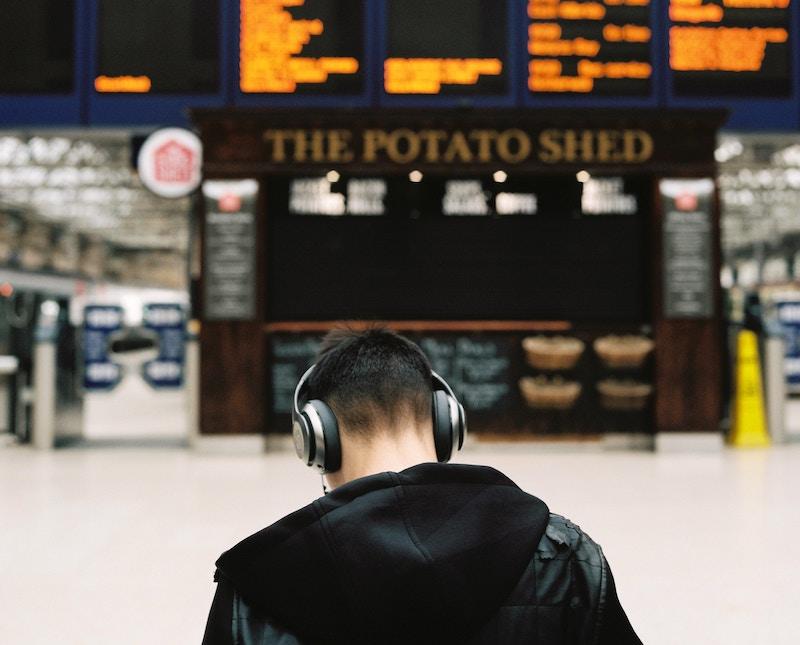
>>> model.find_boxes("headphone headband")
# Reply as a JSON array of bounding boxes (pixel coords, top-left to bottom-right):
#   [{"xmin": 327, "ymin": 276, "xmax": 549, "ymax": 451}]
[
  {"xmin": 292, "ymin": 362, "xmax": 466, "ymax": 473},
  {"xmin": 293, "ymin": 365, "xmax": 456, "ymax": 418},
  {"xmin": 293, "ymin": 364, "xmax": 316, "ymax": 419}
]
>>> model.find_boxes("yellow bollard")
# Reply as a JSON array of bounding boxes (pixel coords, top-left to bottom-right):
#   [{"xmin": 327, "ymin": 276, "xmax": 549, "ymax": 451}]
[{"xmin": 730, "ymin": 329, "xmax": 770, "ymax": 448}]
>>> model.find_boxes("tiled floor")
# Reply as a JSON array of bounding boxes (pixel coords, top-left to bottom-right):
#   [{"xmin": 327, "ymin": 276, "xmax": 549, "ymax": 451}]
[{"xmin": 1, "ymin": 442, "xmax": 799, "ymax": 644}]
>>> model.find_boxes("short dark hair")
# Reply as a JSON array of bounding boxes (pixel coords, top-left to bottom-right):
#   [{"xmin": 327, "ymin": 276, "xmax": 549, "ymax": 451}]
[{"xmin": 307, "ymin": 328, "xmax": 432, "ymax": 438}]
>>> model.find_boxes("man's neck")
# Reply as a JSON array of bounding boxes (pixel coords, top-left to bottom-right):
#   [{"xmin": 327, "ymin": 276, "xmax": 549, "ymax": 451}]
[{"xmin": 324, "ymin": 424, "xmax": 437, "ymax": 490}]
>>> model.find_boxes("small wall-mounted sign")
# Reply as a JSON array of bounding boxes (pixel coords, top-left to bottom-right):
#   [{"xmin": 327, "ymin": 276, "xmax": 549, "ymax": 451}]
[{"xmin": 137, "ymin": 128, "xmax": 202, "ymax": 198}]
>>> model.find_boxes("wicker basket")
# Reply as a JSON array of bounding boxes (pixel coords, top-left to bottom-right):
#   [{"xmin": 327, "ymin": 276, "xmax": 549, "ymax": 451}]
[
  {"xmin": 593, "ymin": 335, "xmax": 654, "ymax": 369},
  {"xmin": 596, "ymin": 379, "xmax": 653, "ymax": 411},
  {"xmin": 519, "ymin": 376, "xmax": 582, "ymax": 410},
  {"xmin": 522, "ymin": 336, "xmax": 585, "ymax": 371}
]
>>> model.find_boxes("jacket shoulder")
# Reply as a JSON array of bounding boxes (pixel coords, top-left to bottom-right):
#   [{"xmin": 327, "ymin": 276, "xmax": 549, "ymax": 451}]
[
  {"xmin": 490, "ymin": 513, "xmax": 608, "ymax": 644},
  {"xmin": 538, "ymin": 513, "xmax": 606, "ymax": 568}
]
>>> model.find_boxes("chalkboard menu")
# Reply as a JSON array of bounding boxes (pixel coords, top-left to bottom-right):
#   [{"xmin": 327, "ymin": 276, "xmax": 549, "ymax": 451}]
[
  {"xmin": 270, "ymin": 335, "xmax": 322, "ymax": 414},
  {"xmin": 240, "ymin": 0, "xmax": 364, "ymax": 94},
  {"xmin": 385, "ymin": 0, "xmax": 508, "ymax": 95},
  {"xmin": 417, "ymin": 336, "xmax": 514, "ymax": 412},
  {"xmin": 669, "ymin": 0, "xmax": 792, "ymax": 96},
  {"xmin": 661, "ymin": 178, "xmax": 715, "ymax": 319},
  {"xmin": 528, "ymin": 0, "xmax": 652, "ymax": 96},
  {"xmin": 268, "ymin": 332, "xmax": 514, "ymax": 416},
  {"xmin": 203, "ymin": 180, "xmax": 258, "ymax": 321},
  {"xmin": 267, "ymin": 329, "xmax": 654, "ymax": 436}
]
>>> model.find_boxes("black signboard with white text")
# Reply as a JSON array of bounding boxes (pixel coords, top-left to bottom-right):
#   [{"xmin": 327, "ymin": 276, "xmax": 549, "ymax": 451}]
[
  {"xmin": 661, "ymin": 178, "xmax": 715, "ymax": 319},
  {"xmin": 202, "ymin": 179, "xmax": 258, "ymax": 320}
]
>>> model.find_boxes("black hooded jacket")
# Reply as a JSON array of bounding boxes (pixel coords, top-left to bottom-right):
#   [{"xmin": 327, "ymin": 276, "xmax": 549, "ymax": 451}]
[{"xmin": 202, "ymin": 464, "xmax": 640, "ymax": 644}]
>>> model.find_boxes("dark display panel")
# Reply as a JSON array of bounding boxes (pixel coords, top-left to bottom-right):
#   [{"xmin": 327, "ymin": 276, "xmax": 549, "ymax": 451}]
[
  {"xmin": 240, "ymin": 0, "xmax": 364, "ymax": 94},
  {"xmin": 267, "ymin": 329, "xmax": 653, "ymax": 437},
  {"xmin": 669, "ymin": 0, "xmax": 792, "ymax": 96},
  {"xmin": 266, "ymin": 175, "xmax": 648, "ymax": 322},
  {"xmin": 96, "ymin": 0, "xmax": 219, "ymax": 93},
  {"xmin": 0, "ymin": 0, "xmax": 74, "ymax": 93},
  {"xmin": 385, "ymin": 0, "xmax": 508, "ymax": 95},
  {"xmin": 528, "ymin": 0, "xmax": 652, "ymax": 96}
]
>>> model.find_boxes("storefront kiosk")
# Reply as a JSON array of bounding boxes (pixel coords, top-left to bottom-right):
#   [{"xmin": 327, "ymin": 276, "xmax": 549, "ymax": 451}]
[{"xmin": 193, "ymin": 108, "xmax": 726, "ymax": 449}]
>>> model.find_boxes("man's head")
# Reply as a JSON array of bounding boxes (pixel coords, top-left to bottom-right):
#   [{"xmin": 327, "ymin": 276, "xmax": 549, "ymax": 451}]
[{"xmin": 307, "ymin": 327, "xmax": 433, "ymax": 441}]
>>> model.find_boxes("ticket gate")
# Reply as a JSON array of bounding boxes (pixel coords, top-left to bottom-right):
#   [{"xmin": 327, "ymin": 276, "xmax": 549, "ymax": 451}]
[{"xmin": 30, "ymin": 297, "xmax": 83, "ymax": 448}]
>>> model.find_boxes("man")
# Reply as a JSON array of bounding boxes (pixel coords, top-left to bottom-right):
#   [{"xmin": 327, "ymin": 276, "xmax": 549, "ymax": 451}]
[{"xmin": 203, "ymin": 328, "xmax": 641, "ymax": 644}]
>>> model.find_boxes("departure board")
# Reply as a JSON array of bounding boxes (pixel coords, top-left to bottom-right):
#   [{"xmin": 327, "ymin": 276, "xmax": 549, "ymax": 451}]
[
  {"xmin": 385, "ymin": 0, "xmax": 508, "ymax": 95},
  {"xmin": 96, "ymin": 0, "xmax": 219, "ymax": 94},
  {"xmin": 240, "ymin": 0, "xmax": 364, "ymax": 94},
  {"xmin": 528, "ymin": 0, "xmax": 652, "ymax": 96},
  {"xmin": 669, "ymin": 0, "xmax": 792, "ymax": 96},
  {"xmin": 0, "ymin": 0, "xmax": 74, "ymax": 93}
]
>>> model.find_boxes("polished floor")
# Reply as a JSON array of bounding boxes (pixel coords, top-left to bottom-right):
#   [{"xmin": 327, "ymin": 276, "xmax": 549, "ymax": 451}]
[{"xmin": 1, "ymin": 442, "xmax": 799, "ymax": 644}]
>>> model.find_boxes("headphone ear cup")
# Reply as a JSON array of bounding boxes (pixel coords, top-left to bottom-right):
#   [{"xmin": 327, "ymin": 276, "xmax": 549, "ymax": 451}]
[
  {"xmin": 305, "ymin": 400, "xmax": 341, "ymax": 473},
  {"xmin": 292, "ymin": 414, "xmax": 314, "ymax": 466},
  {"xmin": 432, "ymin": 390, "xmax": 454, "ymax": 463}
]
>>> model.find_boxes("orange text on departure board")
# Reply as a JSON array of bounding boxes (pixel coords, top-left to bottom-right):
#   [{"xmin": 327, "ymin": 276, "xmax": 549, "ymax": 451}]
[
  {"xmin": 528, "ymin": 0, "xmax": 652, "ymax": 93},
  {"xmin": 240, "ymin": 0, "xmax": 360, "ymax": 93},
  {"xmin": 94, "ymin": 75, "xmax": 152, "ymax": 93},
  {"xmin": 669, "ymin": 0, "xmax": 790, "ymax": 72},
  {"xmin": 384, "ymin": 58, "xmax": 503, "ymax": 94}
]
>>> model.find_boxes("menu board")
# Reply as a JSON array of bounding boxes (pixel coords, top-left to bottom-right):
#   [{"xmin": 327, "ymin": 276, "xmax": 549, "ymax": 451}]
[
  {"xmin": 0, "ymin": 0, "xmax": 74, "ymax": 93},
  {"xmin": 669, "ymin": 0, "xmax": 792, "ymax": 96},
  {"xmin": 528, "ymin": 0, "xmax": 652, "ymax": 96},
  {"xmin": 270, "ymin": 335, "xmax": 322, "ymax": 414},
  {"xmin": 96, "ymin": 0, "xmax": 219, "ymax": 93},
  {"xmin": 417, "ymin": 336, "xmax": 514, "ymax": 413},
  {"xmin": 267, "ymin": 333, "xmax": 513, "ymax": 416},
  {"xmin": 267, "ymin": 174, "xmax": 647, "ymax": 322},
  {"xmin": 661, "ymin": 178, "xmax": 715, "ymax": 319},
  {"xmin": 240, "ymin": 0, "xmax": 364, "ymax": 94},
  {"xmin": 385, "ymin": 0, "xmax": 508, "ymax": 95},
  {"xmin": 203, "ymin": 180, "xmax": 259, "ymax": 321},
  {"xmin": 288, "ymin": 177, "xmax": 388, "ymax": 216},
  {"xmin": 266, "ymin": 330, "xmax": 653, "ymax": 436}
]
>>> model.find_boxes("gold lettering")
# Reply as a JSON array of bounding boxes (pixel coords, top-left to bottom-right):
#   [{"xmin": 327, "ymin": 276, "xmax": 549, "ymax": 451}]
[
  {"xmin": 327, "ymin": 130, "xmax": 354, "ymax": 163},
  {"xmin": 290, "ymin": 129, "xmax": 326, "ymax": 163},
  {"xmin": 623, "ymin": 130, "xmax": 653, "ymax": 162},
  {"xmin": 419, "ymin": 130, "xmax": 448, "ymax": 162},
  {"xmin": 263, "ymin": 129, "xmax": 292, "ymax": 163},
  {"xmin": 469, "ymin": 130, "xmax": 498, "ymax": 163},
  {"xmin": 595, "ymin": 130, "xmax": 623, "ymax": 162},
  {"xmin": 563, "ymin": 130, "xmax": 595, "ymax": 162},
  {"xmin": 266, "ymin": 127, "xmax": 653, "ymax": 166},
  {"xmin": 387, "ymin": 129, "xmax": 421, "ymax": 164},
  {"xmin": 363, "ymin": 130, "xmax": 389, "ymax": 162},
  {"xmin": 443, "ymin": 131, "xmax": 474, "ymax": 163},
  {"xmin": 496, "ymin": 129, "xmax": 532, "ymax": 164},
  {"xmin": 537, "ymin": 129, "xmax": 563, "ymax": 163}
]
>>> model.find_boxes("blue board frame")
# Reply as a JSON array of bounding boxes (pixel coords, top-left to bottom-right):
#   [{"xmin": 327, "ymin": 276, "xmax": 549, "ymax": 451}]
[
  {"xmin": 0, "ymin": 0, "xmax": 87, "ymax": 125},
  {"xmin": 233, "ymin": 0, "xmax": 377, "ymax": 108},
  {"xmin": 377, "ymin": 0, "xmax": 521, "ymax": 108},
  {"xmin": 86, "ymin": 0, "xmax": 231, "ymax": 126},
  {"xmin": 522, "ymin": 0, "xmax": 662, "ymax": 108},
  {"xmin": 663, "ymin": 0, "xmax": 800, "ymax": 130}
]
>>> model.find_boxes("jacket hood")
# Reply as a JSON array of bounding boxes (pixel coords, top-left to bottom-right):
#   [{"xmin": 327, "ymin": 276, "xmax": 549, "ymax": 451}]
[{"xmin": 215, "ymin": 463, "xmax": 549, "ymax": 644}]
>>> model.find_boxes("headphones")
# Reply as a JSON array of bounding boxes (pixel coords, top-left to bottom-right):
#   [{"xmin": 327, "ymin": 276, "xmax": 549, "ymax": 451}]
[{"xmin": 292, "ymin": 365, "xmax": 466, "ymax": 473}]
